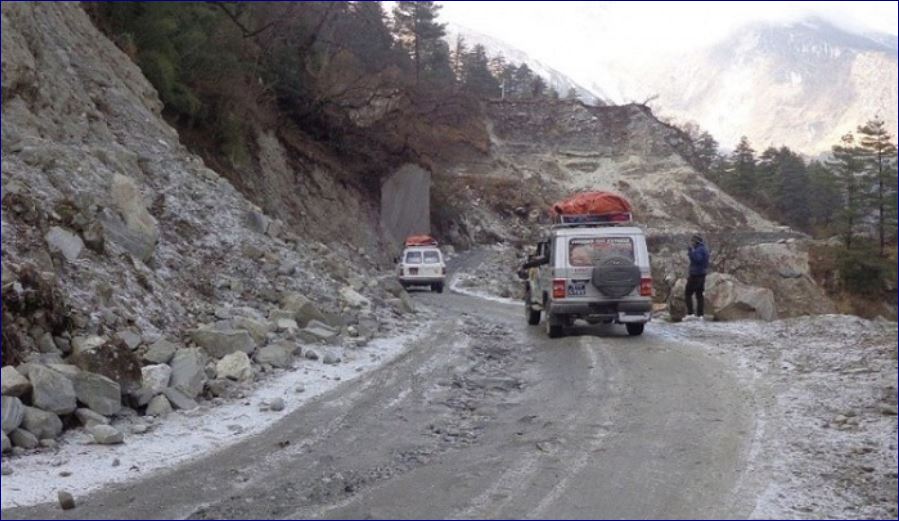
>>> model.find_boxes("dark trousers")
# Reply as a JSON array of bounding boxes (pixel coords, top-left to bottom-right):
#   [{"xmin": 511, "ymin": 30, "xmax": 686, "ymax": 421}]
[{"xmin": 685, "ymin": 274, "xmax": 706, "ymax": 316}]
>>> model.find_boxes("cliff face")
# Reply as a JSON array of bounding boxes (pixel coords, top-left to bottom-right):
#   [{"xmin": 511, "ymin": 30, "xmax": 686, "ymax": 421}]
[{"xmin": 0, "ymin": 3, "xmax": 395, "ymax": 352}]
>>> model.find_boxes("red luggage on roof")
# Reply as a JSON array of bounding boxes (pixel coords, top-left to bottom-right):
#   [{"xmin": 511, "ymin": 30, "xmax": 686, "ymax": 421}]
[
  {"xmin": 405, "ymin": 235, "xmax": 438, "ymax": 247},
  {"xmin": 551, "ymin": 191, "xmax": 631, "ymax": 216}
]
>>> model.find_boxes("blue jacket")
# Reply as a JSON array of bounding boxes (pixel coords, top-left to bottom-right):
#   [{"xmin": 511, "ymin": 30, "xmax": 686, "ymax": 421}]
[{"xmin": 688, "ymin": 242, "xmax": 710, "ymax": 276}]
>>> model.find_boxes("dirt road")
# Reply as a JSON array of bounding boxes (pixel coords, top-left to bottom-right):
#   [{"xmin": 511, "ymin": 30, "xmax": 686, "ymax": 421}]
[{"xmin": 2, "ymin": 255, "xmax": 757, "ymax": 519}]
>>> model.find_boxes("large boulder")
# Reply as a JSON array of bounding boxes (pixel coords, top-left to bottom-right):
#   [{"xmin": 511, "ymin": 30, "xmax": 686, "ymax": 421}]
[
  {"xmin": 21, "ymin": 406, "xmax": 63, "ymax": 439},
  {"xmin": 145, "ymin": 394, "xmax": 173, "ymax": 417},
  {"xmin": 73, "ymin": 371, "xmax": 122, "ymax": 416},
  {"xmin": 97, "ymin": 173, "xmax": 159, "ymax": 262},
  {"xmin": 254, "ymin": 344, "xmax": 293, "ymax": 368},
  {"xmin": 29, "ymin": 365, "xmax": 77, "ymax": 414},
  {"xmin": 141, "ymin": 364, "xmax": 172, "ymax": 395},
  {"xmin": 299, "ymin": 320, "xmax": 339, "ymax": 343},
  {"xmin": 189, "ymin": 328, "xmax": 256, "ymax": 359},
  {"xmin": 280, "ymin": 292, "xmax": 327, "ymax": 327},
  {"xmin": 69, "ymin": 340, "xmax": 142, "ymax": 393},
  {"xmin": 669, "ymin": 273, "xmax": 777, "ymax": 322},
  {"xmin": 216, "ymin": 351, "xmax": 253, "ymax": 381},
  {"xmin": 45, "ymin": 226, "xmax": 83, "ymax": 262},
  {"xmin": 89, "ymin": 424, "xmax": 124, "ymax": 445},
  {"xmin": 142, "ymin": 338, "xmax": 177, "ymax": 364},
  {"xmin": 1, "ymin": 365, "xmax": 32, "ymax": 397},
  {"xmin": 169, "ymin": 348, "xmax": 207, "ymax": 398},
  {"xmin": 231, "ymin": 316, "xmax": 274, "ymax": 343},
  {"xmin": 1, "ymin": 396, "xmax": 25, "ymax": 433},
  {"xmin": 162, "ymin": 387, "xmax": 198, "ymax": 410},
  {"xmin": 2, "ymin": 432, "xmax": 10, "ymax": 453},
  {"xmin": 10, "ymin": 428, "xmax": 39, "ymax": 449}
]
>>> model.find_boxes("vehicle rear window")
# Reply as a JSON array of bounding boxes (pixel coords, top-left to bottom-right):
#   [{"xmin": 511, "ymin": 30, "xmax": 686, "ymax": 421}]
[
  {"xmin": 568, "ymin": 237, "xmax": 634, "ymax": 266},
  {"xmin": 405, "ymin": 251, "xmax": 423, "ymax": 264},
  {"xmin": 423, "ymin": 251, "xmax": 441, "ymax": 264}
]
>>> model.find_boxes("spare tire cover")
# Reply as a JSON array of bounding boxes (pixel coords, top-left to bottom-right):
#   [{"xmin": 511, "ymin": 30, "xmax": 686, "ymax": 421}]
[{"xmin": 592, "ymin": 255, "xmax": 641, "ymax": 298}]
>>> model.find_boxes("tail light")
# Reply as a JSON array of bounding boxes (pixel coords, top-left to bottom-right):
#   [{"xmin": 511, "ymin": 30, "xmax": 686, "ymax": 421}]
[
  {"xmin": 442, "ymin": 266, "xmax": 446, "ymax": 275},
  {"xmin": 640, "ymin": 277, "xmax": 653, "ymax": 297},
  {"xmin": 552, "ymin": 279, "xmax": 566, "ymax": 299}
]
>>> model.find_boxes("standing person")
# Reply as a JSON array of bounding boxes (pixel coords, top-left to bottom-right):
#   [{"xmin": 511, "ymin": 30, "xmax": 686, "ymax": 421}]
[{"xmin": 684, "ymin": 234, "xmax": 709, "ymax": 321}]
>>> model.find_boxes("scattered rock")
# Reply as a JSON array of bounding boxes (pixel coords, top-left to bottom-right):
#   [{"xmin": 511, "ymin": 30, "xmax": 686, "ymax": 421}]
[
  {"xmin": 304, "ymin": 349, "xmax": 320, "ymax": 361},
  {"xmin": 29, "ymin": 365, "xmax": 77, "ymax": 415},
  {"xmin": 339, "ymin": 286, "xmax": 370, "ymax": 309},
  {"xmin": 114, "ymin": 330, "xmax": 142, "ymax": 350},
  {"xmin": 73, "ymin": 371, "xmax": 122, "ymax": 416},
  {"xmin": 269, "ymin": 397, "xmax": 285, "ymax": 411},
  {"xmin": 141, "ymin": 364, "xmax": 172, "ymax": 395},
  {"xmin": 1, "ymin": 432, "xmax": 10, "ymax": 453},
  {"xmin": 57, "ymin": 491, "xmax": 76, "ymax": 510},
  {"xmin": 206, "ymin": 378, "xmax": 237, "ymax": 399},
  {"xmin": 71, "ymin": 335, "xmax": 107, "ymax": 355},
  {"xmin": 323, "ymin": 352, "xmax": 341, "ymax": 365},
  {"xmin": 255, "ymin": 344, "xmax": 293, "ymax": 368},
  {"xmin": 10, "ymin": 428, "xmax": 39, "ymax": 449},
  {"xmin": 145, "ymin": 394, "xmax": 173, "ymax": 417},
  {"xmin": 246, "ymin": 211, "xmax": 271, "ymax": 235},
  {"xmin": 131, "ymin": 423, "xmax": 148, "ymax": 435},
  {"xmin": 162, "ymin": 387, "xmax": 198, "ymax": 410},
  {"xmin": 21, "ymin": 406, "xmax": 63, "ymax": 439},
  {"xmin": 275, "ymin": 318, "xmax": 299, "ymax": 333},
  {"xmin": 231, "ymin": 316, "xmax": 274, "ymax": 343},
  {"xmin": 46, "ymin": 363, "xmax": 81, "ymax": 381},
  {"xmin": 70, "ymin": 340, "xmax": 142, "ymax": 393},
  {"xmin": 216, "ymin": 351, "xmax": 253, "ymax": 381},
  {"xmin": 302, "ymin": 320, "xmax": 339, "ymax": 342},
  {"xmin": 97, "ymin": 173, "xmax": 159, "ymax": 262},
  {"xmin": 2, "ymin": 465, "xmax": 12, "ymax": 476},
  {"xmin": 143, "ymin": 338, "xmax": 177, "ymax": 364},
  {"xmin": 169, "ymin": 348, "xmax": 207, "ymax": 398},
  {"xmin": 189, "ymin": 328, "xmax": 256, "ymax": 359},
  {"xmin": 880, "ymin": 404, "xmax": 898, "ymax": 416},
  {"xmin": 280, "ymin": 292, "xmax": 327, "ymax": 327},
  {"xmin": 89, "ymin": 424, "xmax": 124, "ymax": 444},
  {"xmin": 1, "ymin": 366, "xmax": 31, "ymax": 397},
  {"xmin": 45, "ymin": 226, "xmax": 84, "ymax": 262},
  {"xmin": 37, "ymin": 332, "xmax": 59, "ymax": 354},
  {"xmin": 40, "ymin": 439, "xmax": 58, "ymax": 449},
  {"xmin": 74, "ymin": 408, "xmax": 109, "ymax": 427}
]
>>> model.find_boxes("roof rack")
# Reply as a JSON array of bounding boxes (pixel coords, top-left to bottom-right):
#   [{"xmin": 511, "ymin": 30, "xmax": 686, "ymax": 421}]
[{"xmin": 551, "ymin": 212, "xmax": 633, "ymax": 228}]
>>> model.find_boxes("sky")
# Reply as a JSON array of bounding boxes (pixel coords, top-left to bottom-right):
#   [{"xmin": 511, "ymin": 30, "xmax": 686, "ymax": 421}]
[{"xmin": 439, "ymin": 1, "xmax": 898, "ymax": 88}]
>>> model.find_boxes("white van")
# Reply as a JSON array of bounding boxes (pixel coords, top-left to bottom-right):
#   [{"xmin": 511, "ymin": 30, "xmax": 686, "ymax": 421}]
[{"xmin": 397, "ymin": 246, "xmax": 446, "ymax": 293}]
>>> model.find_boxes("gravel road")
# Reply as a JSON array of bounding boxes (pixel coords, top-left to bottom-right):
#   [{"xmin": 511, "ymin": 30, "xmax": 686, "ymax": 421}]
[{"xmin": 2, "ymin": 253, "xmax": 760, "ymax": 519}]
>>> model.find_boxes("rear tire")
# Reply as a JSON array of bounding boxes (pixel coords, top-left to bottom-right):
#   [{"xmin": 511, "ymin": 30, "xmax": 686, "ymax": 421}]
[
  {"xmin": 626, "ymin": 323, "xmax": 645, "ymax": 336},
  {"xmin": 525, "ymin": 290, "xmax": 541, "ymax": 325},
  {"xmin": 433, "ymin": 283, "xmax": 444, "ymax": 294}
]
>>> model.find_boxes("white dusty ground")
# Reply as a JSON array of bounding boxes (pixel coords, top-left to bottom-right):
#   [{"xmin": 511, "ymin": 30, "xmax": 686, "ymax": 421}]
[{"xmin": 0, "ymin": 328, "xmax": 428, "ymax": 509}]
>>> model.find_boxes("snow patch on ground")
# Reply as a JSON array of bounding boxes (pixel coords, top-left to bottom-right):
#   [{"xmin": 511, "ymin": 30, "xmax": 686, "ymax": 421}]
[
  {"xmin": 450, "ymin": 273, "xmax": 519, "ymax": 306},
  {"xmin": 0, "ymin": 327, "xmax": 428, "ymax": 509}
]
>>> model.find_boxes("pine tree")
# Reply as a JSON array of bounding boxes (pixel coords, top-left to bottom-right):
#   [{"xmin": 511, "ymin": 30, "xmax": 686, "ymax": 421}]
[
  {"xmin": 755, "ymin": 146, "xmax": 780, "ymax": 210},
  {"xmin": 564, "ymin": 87, "xmax": 579, "ymax": 100},
  {"xmin": 726, "ymin": 136, "xmax": 757, "ymax": 197},
  {"xmin": 392, "ymin": 1, "xmax": 446, "ymax": 84},
  {"xmin": 531, "ymin": 75, "xmax": 547, "ymax": 98},
  {"xmin": 548, "ymin": 87, "xmax": 560, "ymax": 101},
  {"xmin": 774, "ymin": 147, "xmax": 810, "ymax": 228},
  {"xmin": 828, "ymin": 133, "xmax": 868, "ymax": 248},
  {"xmin": 857, "ymin": 118, "xmax": 898, "ymax": 256},
  {"xmin": 460, "ymin": 44, "xmax": 500, "ymax": 98},
  {"xmin": 693, "ymin": 131, "xmax": 720, "ymax": 177},
  {"xmin": 450, "ymin": 34, "xmax": 467, "ymax": 80},
  {"xmin": 509, "ymin": 64, "xmax": 535, "ymax": 99},
  {"xmin": 806, "ymin": 160, "xmax": 842, "ymax": 230}
]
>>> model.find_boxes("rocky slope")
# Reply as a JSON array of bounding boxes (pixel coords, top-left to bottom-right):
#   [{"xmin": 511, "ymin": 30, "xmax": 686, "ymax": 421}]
[
  {"xmin": 1, "ymin": 3, "xmax": 418, "ymax": 456},
  {"xmin": 432, "ymin": 99, "xmax": 836, "ymax": 318}
]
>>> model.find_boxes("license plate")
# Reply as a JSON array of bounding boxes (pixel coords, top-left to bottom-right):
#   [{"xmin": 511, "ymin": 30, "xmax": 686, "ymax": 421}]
[
  {"xmin": 409, "ymin": 267, "xmax": 419, "ymax": 275},
  {"xmin": 567, "ymin": 281, "xmax": 586, "ymax": 296}
]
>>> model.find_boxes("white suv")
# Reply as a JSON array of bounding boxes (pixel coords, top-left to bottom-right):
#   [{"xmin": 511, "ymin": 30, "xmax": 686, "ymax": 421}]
[
  {"xmin": 523, "ymin": 221, "xmax": 653, "ymax": 337},
  {"xmin": 398, "ymin": 246, "xmax": 446, "ymax": 293}
]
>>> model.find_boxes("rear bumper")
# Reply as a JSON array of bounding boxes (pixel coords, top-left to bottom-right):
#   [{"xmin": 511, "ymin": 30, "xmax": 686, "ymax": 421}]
[
  {"xmin": 399, "ymin": 276, "xmax": 445, "ymax": 286},
  {"xmin": 548, "ymin": 298, "xmax": 652, "ymax": 322}
]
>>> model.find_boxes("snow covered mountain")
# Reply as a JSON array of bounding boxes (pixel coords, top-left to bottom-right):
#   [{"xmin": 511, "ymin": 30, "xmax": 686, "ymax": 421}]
[
  {"xmin": 444, "ymin": 23, "xmax": 609, "ymax": 105},
  {"xmin": 600, "ymin": 18, "xmax": 898, "ymax": 154}
]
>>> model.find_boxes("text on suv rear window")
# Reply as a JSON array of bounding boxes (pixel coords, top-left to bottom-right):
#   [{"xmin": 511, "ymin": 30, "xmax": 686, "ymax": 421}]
[{"xmin": 568, "ymin": 237, "xmax": 634, "ymax": 266}]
